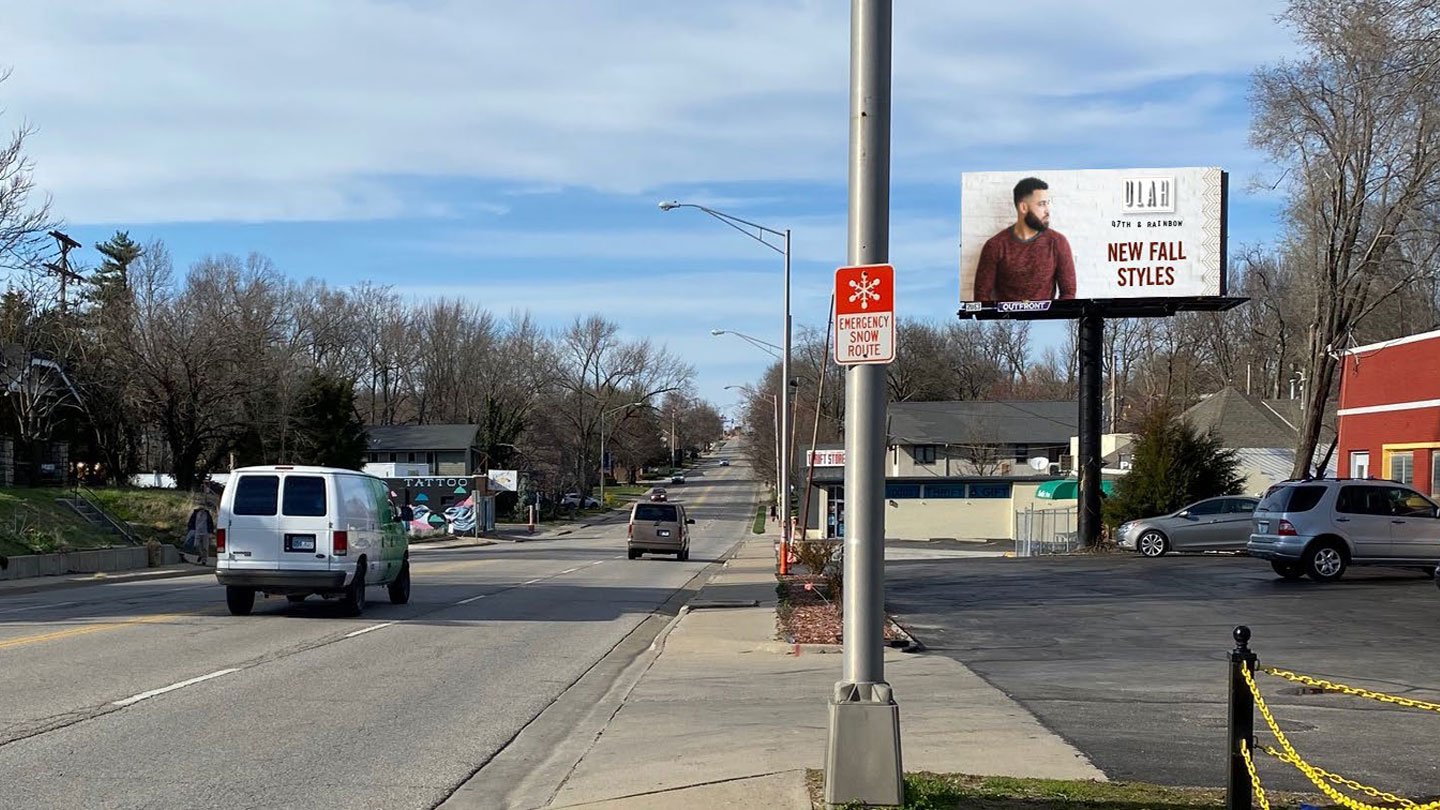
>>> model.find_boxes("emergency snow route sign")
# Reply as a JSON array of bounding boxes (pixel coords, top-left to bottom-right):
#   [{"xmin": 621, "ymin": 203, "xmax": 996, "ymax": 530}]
[{"xmin": 834, "ymin": 263, "xmax": 895, "ymax": 365}]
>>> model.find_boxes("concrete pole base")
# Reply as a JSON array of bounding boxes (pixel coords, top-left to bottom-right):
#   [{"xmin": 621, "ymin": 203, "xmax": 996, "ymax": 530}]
[{"xmin": 824, "ymin": 682, "xmax": 903, "ymax": 807}]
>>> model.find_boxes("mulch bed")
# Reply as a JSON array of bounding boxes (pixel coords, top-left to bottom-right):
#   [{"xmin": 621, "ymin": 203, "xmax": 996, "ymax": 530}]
[{"xmin": 776, "ymin": 573, "xmax": 899, "ymax": 645}]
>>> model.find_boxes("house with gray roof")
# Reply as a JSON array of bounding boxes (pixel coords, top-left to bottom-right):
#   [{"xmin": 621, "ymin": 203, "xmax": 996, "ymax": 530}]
[
  {"xmin": 365, "ymin": 424, "xmax": 483, "ymax": 476},
  {"xmin": 886, "ymin": 400, "xmax": 1077, "ymax": 477},
  {"xmin": 1178, "ymin": 388, "xmax": 1336, "ymax": 494}
]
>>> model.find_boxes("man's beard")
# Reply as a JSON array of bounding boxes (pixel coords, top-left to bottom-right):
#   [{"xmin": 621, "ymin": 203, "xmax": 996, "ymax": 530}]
[{"xmin": 1025, "ymin": 211, "xmax": 1048, "ymax": 232}]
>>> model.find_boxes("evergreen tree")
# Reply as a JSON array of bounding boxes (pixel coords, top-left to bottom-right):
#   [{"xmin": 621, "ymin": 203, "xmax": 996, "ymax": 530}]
[
  {"xmin": 289, "ymin": 372, "xmax": 369, "ymax": 469},
  {"xmin": 1103, "ymin": 405, "xmax": 1245, "ymax": 528},
  {"xmin": 89, "ymin": 231, "xmax": 142, "ymax": 306}
]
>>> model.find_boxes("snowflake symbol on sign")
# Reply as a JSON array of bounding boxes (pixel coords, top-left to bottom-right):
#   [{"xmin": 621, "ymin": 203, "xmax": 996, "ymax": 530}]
[{"xmin": 848, "ymin": 271, "xmax": 881, "ymax": 310}]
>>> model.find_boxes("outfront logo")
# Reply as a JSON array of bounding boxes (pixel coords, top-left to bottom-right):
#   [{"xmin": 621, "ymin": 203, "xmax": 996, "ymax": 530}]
[{"xmin": 1122, "ymin": 176, "xmax": 1175, "ymax": 215}]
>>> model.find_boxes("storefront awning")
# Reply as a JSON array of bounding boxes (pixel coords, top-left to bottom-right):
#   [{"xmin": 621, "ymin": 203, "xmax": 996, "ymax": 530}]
[{"xmin": 1035, "ymin": 478, "xmax": 1115, "ymax": 499}]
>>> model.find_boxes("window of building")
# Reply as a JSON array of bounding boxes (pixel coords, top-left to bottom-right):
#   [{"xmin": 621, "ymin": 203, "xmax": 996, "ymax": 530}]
[
  {"xmin": 913, "ymin": 445, "xmax": 937, "ymax": 464},
  {"xmin": 923, "ymin": 484, "xmax": 967, "ymax": 499},
  {"xmin": 968, "ymin": 482, "xmax": 1012, "ymax": 499},
  {"xmin": 1350, "ymin": 451, "xmax": 1370, "ymax": 479},
  {"xmin": 407, "ymin": 452, "xmax": 418, "ymax": 464},
  {"xmin": 885, "ymin": 484, "xmax": 922, "ymax": 499},
  {"xmin": 1012, "ymin": 444, "xmax": 1029, "ymax": 462},
  {"xmin": 1433, "ymin": 451, "xmax": 1440, "ymax": 498},
  {"xmin": 1390, "ymin": 451, "xmax": 1415, "ymax": 485}
]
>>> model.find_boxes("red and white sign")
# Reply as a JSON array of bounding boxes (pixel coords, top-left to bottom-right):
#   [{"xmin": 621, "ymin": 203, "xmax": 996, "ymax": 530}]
[
  {"xmin": 808, "ymin": 450, "xmax": 846, "ymax": 467},
  {"xmin": 833, "ymin": 263, "xmax": 895, "ymax": 365}
]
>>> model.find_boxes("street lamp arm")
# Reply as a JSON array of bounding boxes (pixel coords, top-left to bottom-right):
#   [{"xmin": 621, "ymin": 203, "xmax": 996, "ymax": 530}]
[
  {"xmin": 659, "ymin": 202, "xmax": 786, "ymax": 255},
  {"xmin": 712, "ymin": 330, "xmax": 782, "ymax": 358}
]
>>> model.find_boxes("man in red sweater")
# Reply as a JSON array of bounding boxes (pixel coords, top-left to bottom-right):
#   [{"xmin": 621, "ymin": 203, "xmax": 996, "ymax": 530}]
[{"xmin": 972, "ymin": 177, "xmax": 1077, "ymax": 302}]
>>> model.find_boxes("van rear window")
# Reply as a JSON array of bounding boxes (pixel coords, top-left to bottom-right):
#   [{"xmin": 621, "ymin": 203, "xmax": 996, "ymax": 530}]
[
  {"xmin": 283, "ymin": 476, "xmax": 327, "ymax": 517},
  {"xmin": 1258, "ymin": 484, "xmax": 1326, "ymax": 513},
  {"xmin": 233, "ymin": 476, "xmax": 279, "ymax": 516},
  {"xmin": 634, "ymin": 504, "xmax": 678, "ymax": 522}
]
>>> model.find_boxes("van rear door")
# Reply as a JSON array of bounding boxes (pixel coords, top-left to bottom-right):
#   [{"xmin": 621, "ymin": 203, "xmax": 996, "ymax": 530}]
[
  {"xmin": 224, "ymin": 474, "xmax": 283, "ymax": 572},
  {"xmin": 276, "ymin": 474, "xmax": 336, "ymax": 577},
  {"xmin": 222, "ymin": 472, "xmax": 335, "ymax": 578}
]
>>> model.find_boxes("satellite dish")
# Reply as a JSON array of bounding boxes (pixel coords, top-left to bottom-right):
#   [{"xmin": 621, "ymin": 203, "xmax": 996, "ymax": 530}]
[{"xmin": 1028, "ymin": 457, "xmax": 1050, "ymax": 472}]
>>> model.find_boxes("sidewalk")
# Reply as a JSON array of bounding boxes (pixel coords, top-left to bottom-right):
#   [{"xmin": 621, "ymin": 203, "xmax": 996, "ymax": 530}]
[
  {"xmin": 0, "ymin": 561, "xmax": 210, "ymax": 597},
  {"xmin": 544, "ymin": 528, "xmax": 1103, "ymax": 809}
]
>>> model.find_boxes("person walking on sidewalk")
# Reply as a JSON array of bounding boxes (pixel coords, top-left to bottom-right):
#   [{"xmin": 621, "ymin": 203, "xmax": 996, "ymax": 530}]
[
  {"xmin": 183, "ymin": 501, "xmax": 215, "ymax": 566},
  {"xmin": 769, "ymin": 503, "xmax": 778, "ymax": 523}
]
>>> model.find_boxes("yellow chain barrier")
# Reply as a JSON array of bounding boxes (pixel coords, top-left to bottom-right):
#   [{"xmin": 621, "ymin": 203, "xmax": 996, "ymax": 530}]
[
  {"xmin": 1239, "ymin": 738, "xmax": 1272, "ymax": 810},
  {"xmin": 1261, "ymin": 667, "xmax": 1440, "ymax": 715},
  {"xmin": 1242, "ymin": 666, "xmax": 1440, "ymax": 810},
  {"xmin": 1258, "ymin": 746, "xmax": 1420, "ymax": 808}
]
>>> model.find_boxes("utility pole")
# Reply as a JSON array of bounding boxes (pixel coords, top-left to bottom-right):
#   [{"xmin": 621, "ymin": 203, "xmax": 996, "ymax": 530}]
[
  {"xmin": 824, "ymin": 1, "xmax": 903, "ymax": 806},
  {"xmin": 43, "ymin": 230, "xmax": 84, "ymax": 315}
]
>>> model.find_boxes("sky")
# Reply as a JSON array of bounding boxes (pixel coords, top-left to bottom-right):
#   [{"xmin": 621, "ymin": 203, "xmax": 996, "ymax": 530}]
[{"xmin": 0, "ymin": 1, "xmax": 1303, "ymax": 419}]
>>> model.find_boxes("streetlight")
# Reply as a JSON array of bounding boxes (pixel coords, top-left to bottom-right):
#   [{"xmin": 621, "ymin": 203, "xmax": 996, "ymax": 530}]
[
  {"xmin": 600, "ymin": 401, "xmax": 645, "ymax": 508},
  {"xmin": 711, "ymin": 329, "xmax": 782, "ymax": 358},
  {"xmin": 662, "ymin": 200, "xmax": 793, "ymax": 570}
]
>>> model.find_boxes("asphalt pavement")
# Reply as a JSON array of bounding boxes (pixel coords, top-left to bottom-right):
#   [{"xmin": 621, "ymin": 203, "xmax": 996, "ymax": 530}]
[
  {"xmin": 0, "ymin": 450, "xmax": 757, "ymax": 809},
  {"xmin": 886, "ymin": 550, "xmax": 1440, "ymax": 797}
]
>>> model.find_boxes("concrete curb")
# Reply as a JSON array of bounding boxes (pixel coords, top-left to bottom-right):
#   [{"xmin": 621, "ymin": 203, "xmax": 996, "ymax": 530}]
[{"xmin": 0, "ymin": 565, "xmax": 212, "ymax": 597}]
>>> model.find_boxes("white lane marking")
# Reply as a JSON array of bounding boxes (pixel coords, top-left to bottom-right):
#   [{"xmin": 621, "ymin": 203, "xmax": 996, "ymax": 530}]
[
  {"xmin": 522, "ymin": 578, "xmax": 541, "ymax": 585},
  {"xmin": 559, "ymin": 567, "xmax": 581, "ymax": 574},
  {"xmin": 457, "ymin": 594, "xmax": 488, "ymax": 605},
  {"xmin": 0, "ymin": 600, "xmax": 79, "ymax": 615},
  {"xmin": 112, "ymin": 668, "xmax": 239, "ymax": 707},
  {"xmin": 344, "ymin": 622, "xmax": 396, "ymax": 638}
]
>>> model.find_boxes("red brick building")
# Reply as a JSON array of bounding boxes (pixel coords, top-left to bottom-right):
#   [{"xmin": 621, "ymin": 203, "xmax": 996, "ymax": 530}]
[{"xmin": 1337, "ymin": 329, "xmax": 1440, "ymax": 496}]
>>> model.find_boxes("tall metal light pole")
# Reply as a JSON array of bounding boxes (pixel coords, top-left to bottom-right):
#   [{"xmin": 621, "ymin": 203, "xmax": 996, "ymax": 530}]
[
  {"xmin": 600, "ymin": 401, "xmax": 645, "ymax": 508},
  {"xmin": 825, "ymin": 0, "xmax": 903, "ymax": 805},
  {"xmin": 661, "ymin": 201, "xmax": 793, "ymax": 567}
]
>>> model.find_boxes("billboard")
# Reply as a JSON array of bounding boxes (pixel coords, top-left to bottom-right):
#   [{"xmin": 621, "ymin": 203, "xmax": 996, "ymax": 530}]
[
  {"xmin": 960, "ymin": 167, "xmax": 1226, "ymax": 312},
  {"xmin": 488, "ymin": 469, "xmax": 519, "ymax": 492}
]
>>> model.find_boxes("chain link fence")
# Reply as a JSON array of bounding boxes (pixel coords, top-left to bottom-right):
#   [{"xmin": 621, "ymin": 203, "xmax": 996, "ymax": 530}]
[{"xmin": 1013, "ymin": 505, "xmax": 1081, "ymax": 557}]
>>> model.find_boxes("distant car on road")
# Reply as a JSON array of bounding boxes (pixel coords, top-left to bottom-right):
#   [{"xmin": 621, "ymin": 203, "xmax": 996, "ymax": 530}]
[
  {"xmin": 561, "ymin": 492, "xmax": 600, "ymax": 509},
  {"xmin": 718, "ymin": 460, "xmax": 730, "ymax": 467},
  {"xmin": 649, "ymin": 487, "xmax": 668, "ymax": 502},
  {"xmin": 670, "ymin": 474, "xmax": 686, "ymax": 485},
  {"xmin": 1116, "ymin": 496, "xmax": 1260, "ymax": 557}
]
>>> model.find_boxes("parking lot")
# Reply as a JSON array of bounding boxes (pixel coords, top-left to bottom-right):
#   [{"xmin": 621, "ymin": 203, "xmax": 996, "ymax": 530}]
[{"xmin": 886, "ymin": 551, "xmax": 1440, "ymax": 796}]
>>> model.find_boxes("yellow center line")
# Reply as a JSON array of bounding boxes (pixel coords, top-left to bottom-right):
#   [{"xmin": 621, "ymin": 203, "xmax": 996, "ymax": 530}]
[{"xmin": 0, "ymin": 612, "xmax": 206, "ymax": 651}]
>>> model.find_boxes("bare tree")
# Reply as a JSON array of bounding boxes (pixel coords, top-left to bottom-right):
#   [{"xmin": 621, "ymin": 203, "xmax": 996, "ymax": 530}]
[
  {"xmin": 0, "ymin": 70, "xmax": 51, "ymax": 275},
  {"xmin": 1253, "ymin": 0, "xmax": 1440, "ymax": 475}
]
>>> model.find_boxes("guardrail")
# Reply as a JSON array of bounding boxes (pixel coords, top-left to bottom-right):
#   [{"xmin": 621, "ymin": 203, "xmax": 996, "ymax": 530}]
[{"xmin": 1226, "ymin": 625, "xmax": 1440, "ymax": 810}]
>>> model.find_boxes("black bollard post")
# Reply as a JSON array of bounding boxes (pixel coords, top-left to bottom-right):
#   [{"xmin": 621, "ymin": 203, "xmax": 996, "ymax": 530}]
[{"xmin": 1227, "ymin": 625, "xmax": 1257, "ymax": 810}]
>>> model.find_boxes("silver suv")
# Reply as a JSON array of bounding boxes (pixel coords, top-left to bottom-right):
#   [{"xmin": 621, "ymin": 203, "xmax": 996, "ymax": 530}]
[{"xmin": 1248, "ymin": 479, "xmax": 1440, "ymax": 581}]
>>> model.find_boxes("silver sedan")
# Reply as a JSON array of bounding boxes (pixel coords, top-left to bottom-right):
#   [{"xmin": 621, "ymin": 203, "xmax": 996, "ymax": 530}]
[{"xmin": 1117, "ymin": 496, "xmax": 1261, "ymax": 557}]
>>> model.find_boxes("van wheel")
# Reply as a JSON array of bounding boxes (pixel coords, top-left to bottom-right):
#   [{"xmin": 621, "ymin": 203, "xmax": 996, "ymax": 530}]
[
  {"xmin": 342, "ymin": 566, "xmax": 367, "ymax": 616},
  {"xmin": 286, "ymin": 594, "xmax": 308, "ymax": 604},
  {"xmin": 226, "ymin": 586, "xmax": 256, "ymax": 616},
  {"xmin": 1304, "ymin": 541, "xmax": 1347, "ymax": 582},
  {"xmin": 388, "ymin": 561, "xmax": 411, "ymax": 605},
  {"xmin": 678, "ymin": 547, "xmax": 690, "ymax": 561},
  {"xmin": 1270, "ymin": 561, "xmax": 1304, "ymax": 580},
  {"xmin": 628, "ymin": 549, "xmax": 640, "ymax": 560}
]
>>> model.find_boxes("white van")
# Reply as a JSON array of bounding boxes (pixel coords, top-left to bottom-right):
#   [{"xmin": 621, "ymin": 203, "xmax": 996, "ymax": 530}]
[{"xmin": 215, "ymin": 465, "xmax": 410, "ymax": 616}]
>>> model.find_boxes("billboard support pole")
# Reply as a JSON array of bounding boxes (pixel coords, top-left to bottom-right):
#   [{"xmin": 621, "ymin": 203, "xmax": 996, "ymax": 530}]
[
  {"xmin": 1078, "ymin": 313, "xmax": 1104, "ymax": 547},
  {"xmin": 824, "ymin": 0, "xmax": 904, "ymax": 806}
]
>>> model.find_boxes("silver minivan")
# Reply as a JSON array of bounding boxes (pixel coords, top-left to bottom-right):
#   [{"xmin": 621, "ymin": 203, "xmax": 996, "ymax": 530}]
[
  {"xmin": 1248, "ymin": 479, "xmax": 1440, "ymax": 581},
  {"xmin": 627, "ymin": 501, "xmax": 693, "ymax": 560},
  {"xmin": 216, "ymin": 466, "xmax": 410, "ymax": 616}
]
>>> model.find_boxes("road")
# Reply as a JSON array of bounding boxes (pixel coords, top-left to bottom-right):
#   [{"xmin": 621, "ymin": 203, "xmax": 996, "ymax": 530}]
[
  {"xmin": 0, "ymin": 448, "xmax": 757, "ymax": 809},
  {"xmin": 887, "ymin": 551, "xmax": 1440, "ymax": 795}
]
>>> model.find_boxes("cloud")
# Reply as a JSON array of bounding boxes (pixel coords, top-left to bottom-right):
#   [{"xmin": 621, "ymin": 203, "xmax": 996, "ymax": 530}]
[{"xmin": 0, "ymin": 0, "xmax": 1299, "ymax": 224}]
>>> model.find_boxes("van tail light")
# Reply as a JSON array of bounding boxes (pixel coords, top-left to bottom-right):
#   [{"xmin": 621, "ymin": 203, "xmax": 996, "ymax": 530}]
[
  {"xmin": 627, "ymin": 523, "xmax": 633, "ymax": 538},
  {"xmin": 333, "ymin": 530, "xmax": 349, "ymax": 555},
  {"xmin": 1277, "ymin": 520, "xmax": 1298, "ymax": 536},
  {"xmin": 215, "ymin": 528, "xmax": 226, "ymax": 552}
]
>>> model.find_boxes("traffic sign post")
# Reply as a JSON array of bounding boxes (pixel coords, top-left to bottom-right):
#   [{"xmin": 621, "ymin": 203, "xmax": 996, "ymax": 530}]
[{"xmin": 833, "ymin": 263, "xmax": 895, "ymax": 365}]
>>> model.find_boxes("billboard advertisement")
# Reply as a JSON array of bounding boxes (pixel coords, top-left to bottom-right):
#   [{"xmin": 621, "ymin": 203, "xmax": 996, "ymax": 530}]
[{"xmin": 959, "ymin": 167, "xmax": 1226, "ymax": 312}]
